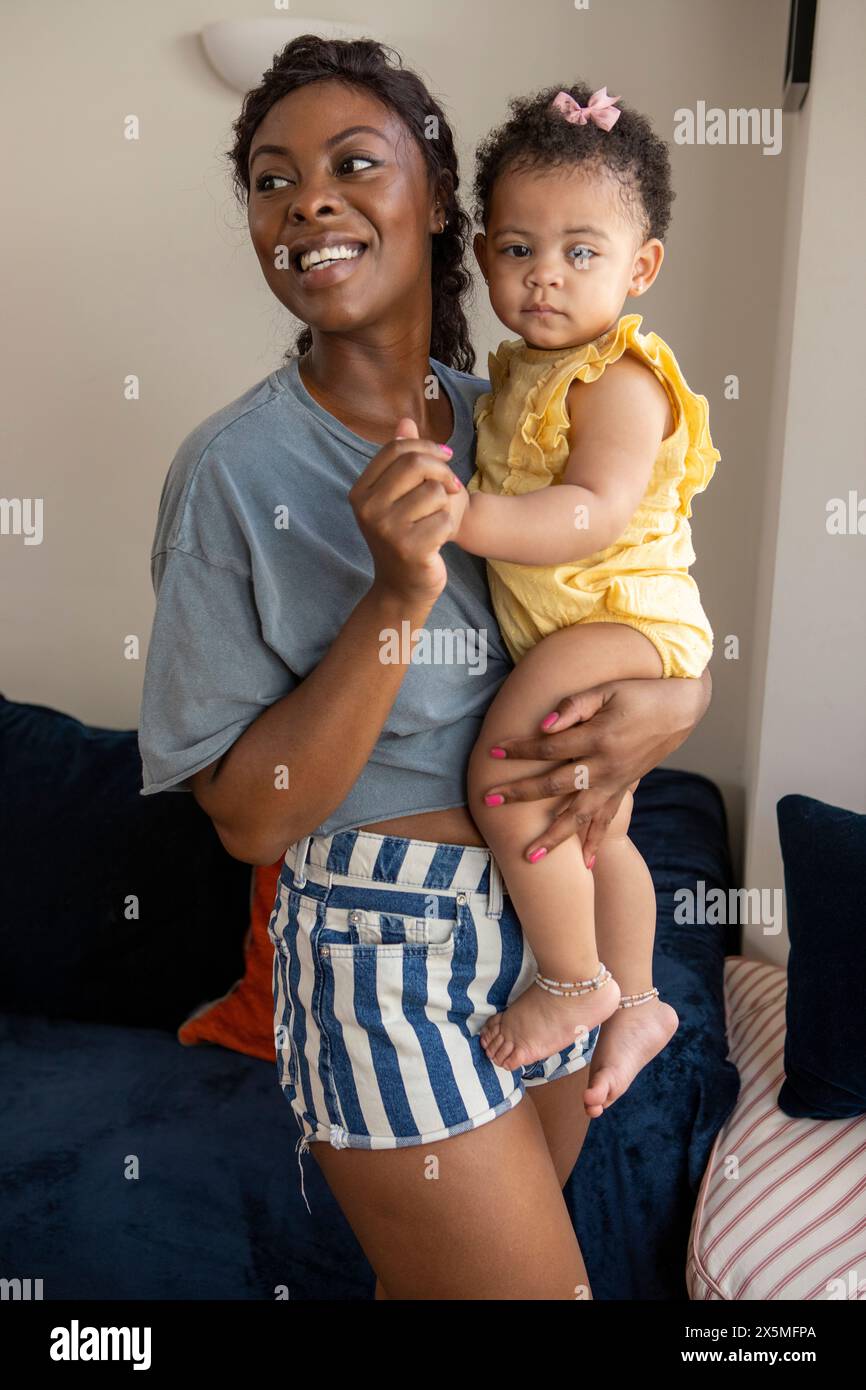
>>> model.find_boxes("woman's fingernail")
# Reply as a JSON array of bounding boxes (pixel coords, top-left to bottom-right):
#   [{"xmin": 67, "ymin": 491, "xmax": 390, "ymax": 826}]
[
  {"xmin": 587, "ymin": 854, "xmax": 597, "ymax": 870},
  {"xmin": 439, "ymin": 444, "xmax": 453, "ymax": 456},
  {"xmin": 489, "ymin": 746, "xmax": 507, "ymax": 758},
  {"xmin": 541, "ymin": 712, "xmax": 559, "ymax": 729},
  {"xmin": 528, "ymin": 847, "xmax": 547, "ymax": 863},
  {"xmin": 484, "ymin": 793, "xmax": 505, "ymax": 806}
]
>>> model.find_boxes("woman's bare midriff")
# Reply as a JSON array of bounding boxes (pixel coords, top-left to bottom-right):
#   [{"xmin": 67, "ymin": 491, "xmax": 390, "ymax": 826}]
[{"xmin": 359, "ymin": 805, "xmax": 488, "ymax": 848}]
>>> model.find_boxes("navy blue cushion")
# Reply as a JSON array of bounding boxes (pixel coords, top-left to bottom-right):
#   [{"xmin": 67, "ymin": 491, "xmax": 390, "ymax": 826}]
[
  {"xmin": 0, "ymin": 694, "xmax": 251, "ymax": 1032},
  {"xmin": 776, "ymin": 793, "xmax": 866, "ymax": 1120},
  {"xmin": 0, "ymin": 1012, "xmax": 372, "ymax": 1300},
  {"xmin": 568, "ymin": 768, "xmax": 740, "ymax": 1301}
]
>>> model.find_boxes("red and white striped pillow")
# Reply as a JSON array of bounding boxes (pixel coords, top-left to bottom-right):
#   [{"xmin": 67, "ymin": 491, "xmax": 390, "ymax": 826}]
[{"xmin": 687, "ymin": 956, "xmax": 866, "ymax": 1301}]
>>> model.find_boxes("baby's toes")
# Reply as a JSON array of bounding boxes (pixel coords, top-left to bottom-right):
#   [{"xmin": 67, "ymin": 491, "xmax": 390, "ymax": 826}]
[
  {"xmin": 508, "ymin": 1041, "xmax": 532, "ymax": 1069},
  {"xmin": 584, "ymin": 1068, "xmax": 614, "ymax": 1112},
  {"xmin": 489, "ymin": 1034, "xmax": 513, "ymax": 1066},
  {"xmin": 484, "ymin": 1033, "xmax": 503, "ymax": 1061},
  {"xmin": 480, "ymin": 1014, "xmax": 502, "ymax": 1046}
]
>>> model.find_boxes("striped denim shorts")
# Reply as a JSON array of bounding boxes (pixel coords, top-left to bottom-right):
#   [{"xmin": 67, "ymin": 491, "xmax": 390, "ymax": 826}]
[{"xmin": 267, "ymin": 828, "xmax": 600, "ymax": 1210}]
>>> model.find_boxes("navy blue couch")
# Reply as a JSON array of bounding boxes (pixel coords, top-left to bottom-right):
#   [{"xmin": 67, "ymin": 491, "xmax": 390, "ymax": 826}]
[{"xmin": 0, "ymin": 694, "xmax": 740, "ymax": 1299}]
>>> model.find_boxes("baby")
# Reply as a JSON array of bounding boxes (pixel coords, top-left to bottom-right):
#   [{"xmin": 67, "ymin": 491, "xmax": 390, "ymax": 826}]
[{"xmin": 449, "ymin": 83, "xmax": 721, "ymax": 1117}]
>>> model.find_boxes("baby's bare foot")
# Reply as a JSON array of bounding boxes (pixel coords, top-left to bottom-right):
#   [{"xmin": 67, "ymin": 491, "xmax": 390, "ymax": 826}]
[
  {"xmin": 480, "ymin": 973, "xmax": 620, "ymax": 1070},
  {"xmin": 583, "ymin": 998, "xmax": 679, "ymax": 1117}
]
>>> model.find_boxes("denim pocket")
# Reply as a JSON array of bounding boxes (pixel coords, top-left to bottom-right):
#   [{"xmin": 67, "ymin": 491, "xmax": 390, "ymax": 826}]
[
  {"xmin": 316, "ymin": 893, "xmax": 473, "ymax": 1043},
  {"xmin": 318, "ymin": 902, "xmax": 463, "ymax": 955}
]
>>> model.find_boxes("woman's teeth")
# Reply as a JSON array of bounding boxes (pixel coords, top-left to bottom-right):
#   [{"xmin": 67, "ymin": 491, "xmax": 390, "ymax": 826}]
[{"xmin": 299, "ymin": 245, "xmax": 364, "ymax": 273}]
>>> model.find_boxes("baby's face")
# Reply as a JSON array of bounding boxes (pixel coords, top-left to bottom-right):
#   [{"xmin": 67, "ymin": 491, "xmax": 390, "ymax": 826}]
[{"xmin": 475, "ymin": 164, "xmax": 663, "ymax": 349}]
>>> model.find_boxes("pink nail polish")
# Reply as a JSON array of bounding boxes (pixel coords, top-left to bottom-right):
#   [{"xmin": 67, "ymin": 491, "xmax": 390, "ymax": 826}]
[
  {"xmin": 528, "ymin": 847, "xmax": 547, "ymax": 863},
  {"xmin": 440, "ymin": 444, "xmax": 453, "ymax": 456},
  {"xmin": 484, "ymin": 793, "xmax": 504, "ymax": 806},
  {"xmin": 489, "ymin": 746, "xmax": 507, "ymax": 758},
  {"xmin": 541, "ymin": 712, "xmax": 559, "ymax": 729}
]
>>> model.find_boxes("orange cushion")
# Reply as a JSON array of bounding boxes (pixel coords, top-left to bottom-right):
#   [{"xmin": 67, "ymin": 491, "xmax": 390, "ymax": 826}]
[{"xmin": 177, "ymin": 859, "xmax": 281, "ymax": 1063}]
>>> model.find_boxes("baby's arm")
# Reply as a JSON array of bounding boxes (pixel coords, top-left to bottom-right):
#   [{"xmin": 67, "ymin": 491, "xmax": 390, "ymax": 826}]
[{"xmin": 455, "ymin": 355, "xmax": 672, "ymax": 565}]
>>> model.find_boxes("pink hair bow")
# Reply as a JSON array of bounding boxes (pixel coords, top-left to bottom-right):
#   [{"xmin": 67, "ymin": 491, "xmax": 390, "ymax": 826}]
[{"xmin": 550, "ymin": 87, "xmax": 622, "ymax": 131}]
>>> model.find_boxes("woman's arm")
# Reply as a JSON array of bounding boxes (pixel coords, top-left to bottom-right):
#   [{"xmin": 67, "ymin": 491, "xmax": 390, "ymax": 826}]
[
  {"xmin": 480, "ymin": 666, "xmax": 712, "ymax": 867},
  {"xmin": 191, "ymin": 584, "xmax": 436, "ymax": 864},
  {"xmin": 455, "ymin": 355, "xmax": 670, "ymax": 564},
  {"xmin": 190, "ymin": 422, "xmax": 462, "ymax": 865}
]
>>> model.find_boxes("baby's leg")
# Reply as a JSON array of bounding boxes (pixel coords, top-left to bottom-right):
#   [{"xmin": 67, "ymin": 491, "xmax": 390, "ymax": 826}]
[
  {"xmin": 585, "ymin": 791, "xmax": 679, "ymax": 1117},
  {"xmin": 468, "ymin": 621, "xmax": 663, "ymax": 1070},
  {"xmin": 592, "ymin": 786, "xmax": 655, "ymax": 997}
]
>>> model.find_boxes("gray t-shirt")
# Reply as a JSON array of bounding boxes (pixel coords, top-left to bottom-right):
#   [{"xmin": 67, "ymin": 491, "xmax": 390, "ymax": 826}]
[{"xmin": 137, "ymin": 354, "xmax": 514, "ymax": 835}]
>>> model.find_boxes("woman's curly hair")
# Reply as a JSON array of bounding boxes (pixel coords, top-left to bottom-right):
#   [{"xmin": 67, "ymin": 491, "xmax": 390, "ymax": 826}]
[
  {"xmin": 226, "ymin": 34, "xmax": 476, "ymax": 372},
  {"xmin": 472, "ymin": 82, "xmax": 675, "ymax": 244}
]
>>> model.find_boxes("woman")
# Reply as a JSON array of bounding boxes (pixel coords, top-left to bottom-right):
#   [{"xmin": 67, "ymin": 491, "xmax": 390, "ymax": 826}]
[{"xmin": 138, "ymin": 36, "xmax": 711, "ymax": 1300}]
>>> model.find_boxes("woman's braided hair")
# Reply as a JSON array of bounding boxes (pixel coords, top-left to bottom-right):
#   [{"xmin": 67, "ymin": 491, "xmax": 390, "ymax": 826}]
[{"xmin": 227, "ymin": 34, "xmax": 476, "ymax": 372}]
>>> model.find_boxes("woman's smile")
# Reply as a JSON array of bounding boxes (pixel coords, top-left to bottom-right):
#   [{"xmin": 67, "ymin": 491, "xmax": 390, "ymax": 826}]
[{"xmin": 288, "ymin": 235, "xmax": 370, "ymax": 289}]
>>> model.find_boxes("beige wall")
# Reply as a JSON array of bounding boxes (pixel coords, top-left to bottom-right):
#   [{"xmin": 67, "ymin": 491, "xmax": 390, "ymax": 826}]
[
  {"xmin": 742, "ymin": 0, "xmax": 866, "ymax": 964},
  {"xmin": 3, "ymin": 0, "xmax": 796, "ymax": 879}
]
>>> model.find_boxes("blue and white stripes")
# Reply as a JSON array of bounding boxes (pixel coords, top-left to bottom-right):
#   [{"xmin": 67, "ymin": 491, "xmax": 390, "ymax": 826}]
[{"xmin": 267, "ymin": 828, "xmax": 599, "ymax": 1210}]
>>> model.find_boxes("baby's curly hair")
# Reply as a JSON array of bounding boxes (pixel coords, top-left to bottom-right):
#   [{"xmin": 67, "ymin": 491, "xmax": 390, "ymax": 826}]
[{"xmin": 472, "ymin": 82, "xmax": 675, "ymax": 245}]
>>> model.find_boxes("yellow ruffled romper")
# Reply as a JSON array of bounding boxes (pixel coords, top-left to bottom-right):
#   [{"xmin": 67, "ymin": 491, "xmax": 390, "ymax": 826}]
[{"xmin": 466, "ymin": 313, "xmax": 721, "ymax": 677}]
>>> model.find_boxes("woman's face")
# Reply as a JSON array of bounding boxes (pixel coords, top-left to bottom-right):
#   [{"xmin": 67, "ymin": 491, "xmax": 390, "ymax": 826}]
[{"xmin": 246, "ymin": 80, "xmax": 441, "ymax": 340}]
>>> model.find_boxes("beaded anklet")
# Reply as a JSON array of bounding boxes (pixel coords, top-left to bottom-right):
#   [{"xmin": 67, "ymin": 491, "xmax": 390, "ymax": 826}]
[
  {"xmin": 618, "ymin": 987, "xmax": 660, "ymax": 1008},
  {"xmin": 534, "ymin": 962, "xmax": 612, "ymax": 998}
]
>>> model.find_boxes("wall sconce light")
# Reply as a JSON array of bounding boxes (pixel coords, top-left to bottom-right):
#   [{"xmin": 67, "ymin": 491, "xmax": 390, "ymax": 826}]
[{"xmin": 201, "ymin": 17, "xmax": 370, "ymax": 93}]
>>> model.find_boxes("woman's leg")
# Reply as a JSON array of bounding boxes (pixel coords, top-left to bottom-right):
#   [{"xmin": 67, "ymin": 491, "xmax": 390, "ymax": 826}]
[
  {"xmin": 373, "ymin": 1068, "xmax": 596, "ymax": 1299},
  {"xmin": 524, "ymin": 1066, "xmax": 594, "ymax": 1186},
  {"xmin": 313, "ymin": 1080, "xmax": 594, "ymax": 1300},
  {"xmin": 467, "ymin": 623, "xmax": 663, "ymax": 1069},
  {"xmin": 584, "ymin": 790, "xmax": 679, "ymax": 1116}
]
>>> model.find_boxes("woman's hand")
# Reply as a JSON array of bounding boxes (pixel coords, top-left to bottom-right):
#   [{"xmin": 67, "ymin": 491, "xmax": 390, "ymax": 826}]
[
  {"xmin": 483, "ymin": 669, "xmax": 712, "ymax": 866},
  {"xmin": 350, "ymin": 416, "xmax": 465, "ymax": 609}
]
